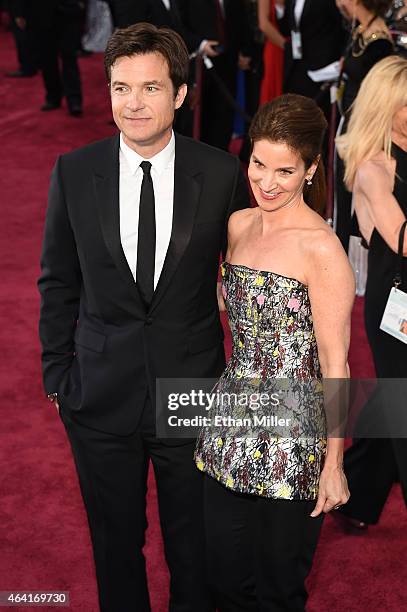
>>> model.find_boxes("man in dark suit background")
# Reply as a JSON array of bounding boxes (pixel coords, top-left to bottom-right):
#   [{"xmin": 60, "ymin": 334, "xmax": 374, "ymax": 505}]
[
  {"xmin": 38, "ymin": 22, "xmax": 249, "ymax": 612},
  {"xmin": 107, "ymin": 0, "xmax": 198, "ymax": 52},
  {"xmin": 181, "ymin": 0, "xmax": 253, "ymax": 150},
  {"xmin": 278, "ymin": 0, "xmax": 346, "ymax": 116},
  {"xmin": 13, "ymin": 0, "xmax": 84, "ymax": 115},
  {"xmin": 123, "ymin": 0, "xmax": 201, "ymax": 51},
  {"xmin": 5, "ymin": 0, "xmax": 38, "ymax": 77},
  {"xmin": 106, "ymin": 0, "xmax": 139, "ymax": 27}
]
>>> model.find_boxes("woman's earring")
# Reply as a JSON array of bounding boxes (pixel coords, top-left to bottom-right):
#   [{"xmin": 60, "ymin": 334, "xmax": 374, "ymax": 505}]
[{"xmin": 307, "ymin": 177, "xmax": 313, "ymax": 186}]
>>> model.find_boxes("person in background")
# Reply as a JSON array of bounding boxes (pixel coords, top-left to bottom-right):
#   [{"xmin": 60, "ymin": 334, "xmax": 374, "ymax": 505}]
[
  {"xmin": 13, "ymin": 0, "xmax": 84, "ymax": 116},
  {"xmin": 5, "ymin": 0, "xmax": 37, "ymax": 77},
  {"xmin": 258, "ymin": 0, "xmax": 285, "ymax": 103},
  {"xmin": 109, "ymin": 0, "xmax": 202, "ymax": 53},
  {"xmin": 388, "ymin": 1, "xmax": 407, "ymax": 57},
  {"xmin": 336, "ymin": 55, "xmax": 407, "ymax": 530},
  {"xmin": 335, "ymin": 0, "xmax": 394, "ymax": 253},
  {"xmin": 181, "ymin": 0, "xmax": 253, "ymax": 150},
  {"xmin": 277, "ymin": 0, "xmax": 346, "ymax": 117},
  {"xmin": 242, "ymin": 0, "xmax": 264, "ymax": 115},
  {"xmin": 106, "ymin": 0, "xmax": 140, "ymax": 27},
  {"xmin": 81, "ymin": 0, "xmax": 113, "ymax": 53},
  {"xmin": 237, "ymin": 0, "xmax": 265, "ymax": 162}
]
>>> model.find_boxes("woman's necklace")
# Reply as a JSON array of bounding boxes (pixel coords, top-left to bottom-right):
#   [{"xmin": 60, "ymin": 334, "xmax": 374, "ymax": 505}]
[{"xmin": 351, "ymin": 15, "xmax": 380, "ymax": 57}]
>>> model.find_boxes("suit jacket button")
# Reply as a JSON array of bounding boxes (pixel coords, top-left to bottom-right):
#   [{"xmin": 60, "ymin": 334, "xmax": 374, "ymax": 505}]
[{"xmin": 146, "ymin": 317, "xmax": 153, "ymax": 325}]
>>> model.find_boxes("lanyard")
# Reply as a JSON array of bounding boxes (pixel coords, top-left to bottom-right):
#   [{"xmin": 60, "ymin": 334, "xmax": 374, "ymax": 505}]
[{"xmin": 394, "ymin": 220, "xmax": 407, "ymax": 288}]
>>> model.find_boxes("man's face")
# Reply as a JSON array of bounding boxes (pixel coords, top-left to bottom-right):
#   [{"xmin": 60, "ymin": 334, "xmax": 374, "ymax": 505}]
[{"xmin": 110, "ymin": 52, "xmax": 187, "ymax": 155}]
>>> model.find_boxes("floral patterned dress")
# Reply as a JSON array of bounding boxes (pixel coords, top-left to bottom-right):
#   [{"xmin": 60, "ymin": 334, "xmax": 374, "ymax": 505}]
[{"xmin": 194, "ymin": 262, "xmax": 327, "ymax": 500}]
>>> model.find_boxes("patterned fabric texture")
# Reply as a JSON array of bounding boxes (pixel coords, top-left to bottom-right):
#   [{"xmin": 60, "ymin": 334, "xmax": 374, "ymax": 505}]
[{"xmin": 195, "ymin": 262, "xmax": 327, "ymax": 500}]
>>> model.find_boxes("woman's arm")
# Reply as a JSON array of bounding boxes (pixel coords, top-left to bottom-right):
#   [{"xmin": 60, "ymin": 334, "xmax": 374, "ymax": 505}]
[
  {"xmin": 218, "ymin": 209, "xmax": 249, "ymax": 311},
  {"xmin": 306, "ymin": 229, "xmax": 355, "ymax": 516},
  {"xmin": 356, "ymin": 159, "xmax": 407, "ymax": 255},
  {"xmin": 258, "ymin": 0, "xmax": 286, "ymax": 49}
]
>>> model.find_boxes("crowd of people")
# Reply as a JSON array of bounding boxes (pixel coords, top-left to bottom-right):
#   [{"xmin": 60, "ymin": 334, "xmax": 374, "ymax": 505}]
[
  {"xmin": 3, "ymin": 2, "xmax": 407, "ymax": 131},
  {"xmin": 2, "ymin": 2, "xmax": 407, "ymax": 611}
]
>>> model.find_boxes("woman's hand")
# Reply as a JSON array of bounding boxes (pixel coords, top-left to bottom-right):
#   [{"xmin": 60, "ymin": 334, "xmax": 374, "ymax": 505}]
[
  {"xmin": 258, "ymin": 0, "xmax": 286, "ymax": 48},
  {"xmin": 310, "ymin": 463, "xmax": 350, "ymax": 517}
]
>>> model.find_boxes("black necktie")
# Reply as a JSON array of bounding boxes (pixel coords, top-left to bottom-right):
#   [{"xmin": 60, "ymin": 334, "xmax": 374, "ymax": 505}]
[{"xmin": 136, "ymin": 161, "xmax": 156, "ymax": 306}]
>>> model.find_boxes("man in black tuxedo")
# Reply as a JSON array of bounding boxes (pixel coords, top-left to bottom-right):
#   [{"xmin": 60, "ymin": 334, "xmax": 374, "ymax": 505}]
[
  {"xmin": 123, "ymin": 0, "xmax": 202, "ymax": 51},
  {"xmin": 107, "ymin": 0, "xmax": 194, "ymax": 44},
  {"xmin": 278, "ymin": 0, "xmax": 346, "ymax": 116},
  {"xmin": 38, "ymin": 22, "xmax": 249, "ymax": 612},
  {"xmin": 106, "ymin": 0, "xmax": 138, "ymax": 27},
  {"xmin": 181, "ymin": 0, "xmax": 252, "ymax": 150}
]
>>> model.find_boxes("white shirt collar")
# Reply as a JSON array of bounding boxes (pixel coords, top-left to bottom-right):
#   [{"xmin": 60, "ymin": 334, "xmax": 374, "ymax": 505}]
[
  {"xmin": 120, "ymin": 131, "xmax": 175, "ymax": 176},
  {"xmin": 294, "ymin": 0, "xmax": 306, "ymax": 26}
]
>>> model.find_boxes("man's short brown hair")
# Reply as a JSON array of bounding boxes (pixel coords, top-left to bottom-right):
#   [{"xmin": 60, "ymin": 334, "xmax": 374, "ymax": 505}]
[{"xmin": 104, "ymin": 22, "xmax": 190, "ymax": 93}]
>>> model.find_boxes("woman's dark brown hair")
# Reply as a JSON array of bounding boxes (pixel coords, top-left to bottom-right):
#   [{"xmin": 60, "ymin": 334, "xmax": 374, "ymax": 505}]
[
  {"xmin": 104, "ymin": 22, "xmax": 189, "ymax": 95},
  {"xmin": 360, "ymin": 0, "xmax": 393, "ymax": 18},
  {"xmin": 249, "ymin": 94, "xmax": 328, "ymax": 215}
]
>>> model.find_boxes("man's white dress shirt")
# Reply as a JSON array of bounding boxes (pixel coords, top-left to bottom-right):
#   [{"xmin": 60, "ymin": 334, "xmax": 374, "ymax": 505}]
[
  {"xmin": 119, "ymin": 132, "xmax": 175, "ymax": 290},
  {"xmin": 294, "ymin": 0, "xmax": 306, "ymax": 27},
  {"xmin": 275, "ymin": 0, "xmax": 306, "ymax": 24}
]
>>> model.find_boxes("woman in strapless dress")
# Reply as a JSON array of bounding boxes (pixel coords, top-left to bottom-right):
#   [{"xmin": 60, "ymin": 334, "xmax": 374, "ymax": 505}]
[{"xmin": 195, "ymin": 94, "xmax": 355, "ymax": 611}]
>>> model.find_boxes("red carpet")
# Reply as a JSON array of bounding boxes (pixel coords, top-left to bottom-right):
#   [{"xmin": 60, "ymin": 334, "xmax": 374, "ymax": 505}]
[{"xmin": 0, "ymin": 28, "xmax": 406, "ymax": 611}]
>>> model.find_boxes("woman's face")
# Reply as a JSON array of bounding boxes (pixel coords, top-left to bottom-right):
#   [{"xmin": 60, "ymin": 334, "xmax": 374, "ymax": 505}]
[
  {"xmin": 393, "ymin": 105, "xmax": 407, "ymax": 140},
  {"xmin": 248, "ymin": 139, "xmax": 315, "ymax": 212}
]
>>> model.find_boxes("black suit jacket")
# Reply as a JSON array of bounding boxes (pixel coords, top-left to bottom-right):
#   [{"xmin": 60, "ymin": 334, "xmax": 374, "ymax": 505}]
[
  {"xmin": 38, "ymin": 134, "xmax": 249, "ymax": 435},
  {"xmin": 181, "ymin": 0, "xmax": 252, "ymax": 59},
  {"xmin": 12, "ymin": 0, "xmax": 84, "ymax": 27},
  {"xmin": 280, "ymin": 0, "xmax": 346, "ymax": 84},
  {"xmin": 141, "ymin": 0, "xmax": 201, "ymax": 51},
  {"xmin": 108, "ymin": 0, "xmax": 201, "ymax": 52}
]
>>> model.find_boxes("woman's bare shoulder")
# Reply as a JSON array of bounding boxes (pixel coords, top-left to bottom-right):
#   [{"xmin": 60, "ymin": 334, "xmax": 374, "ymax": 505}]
[
  {"xmin": 228, "ymin": 207, "xmax": 256, "ymax": 233},
  {"xmin": 300, "ymin": 225, "xmax": 354, "ymax": 293},
  {"xmin": 301, "ymin": 222, "xmax": 349, "ymax": 270},
  {"xmin": 355, "ymin": 155, "xmax": 394, "ymax": 191}
]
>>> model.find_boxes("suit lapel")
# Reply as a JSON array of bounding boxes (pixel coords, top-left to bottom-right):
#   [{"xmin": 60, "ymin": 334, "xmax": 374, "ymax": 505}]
[
  {"xmin": 150, "ymin": 134, "xmax": 202, "ymax": 314},
  {"xmin": 93, "ymin": 135, "xmax": 145, "ymax": 307},
  {"xmin": 299, "ymin": 0, "xmax": 312, "ymax": 26}
]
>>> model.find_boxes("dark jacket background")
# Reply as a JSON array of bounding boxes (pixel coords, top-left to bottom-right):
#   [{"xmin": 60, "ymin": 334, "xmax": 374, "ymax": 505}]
[{"xmin": 279, "ymin": 0, "xmax": 346, "ymax": 96}]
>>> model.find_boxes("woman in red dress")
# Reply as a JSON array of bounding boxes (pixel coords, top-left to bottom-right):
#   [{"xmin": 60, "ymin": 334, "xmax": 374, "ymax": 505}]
[{"xmin": 258, "ymin": 0, "xmax": 285, "ymax": 103}]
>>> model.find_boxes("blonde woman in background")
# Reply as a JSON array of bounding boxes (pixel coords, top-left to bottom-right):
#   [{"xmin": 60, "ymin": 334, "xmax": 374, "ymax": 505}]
[{"xmin": 336, "ymin": 55, "xmax": 407, "ymax": 529}]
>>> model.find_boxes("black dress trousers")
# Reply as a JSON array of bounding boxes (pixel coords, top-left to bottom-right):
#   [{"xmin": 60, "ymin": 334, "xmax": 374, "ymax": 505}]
[
  {"xmin": 36, "ymin": 16, "xmax": 82, "ymax": 107},
  {"xmin": 60, "ymin": 401, "xmax": 214, "ymax": 612},
  {"xmin": 204, "ymin": 475, "xmax": 324, "ymax": 612}
]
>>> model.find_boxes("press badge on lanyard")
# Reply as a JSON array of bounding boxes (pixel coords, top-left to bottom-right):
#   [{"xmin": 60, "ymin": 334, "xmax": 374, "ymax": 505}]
[
  {"xmin": 291, "ymin": 30, "xmax": 303, "ymax": 59},
  {"xmin": 380, "ymin": 221, "xmax": 407, "ymax": 344}
]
